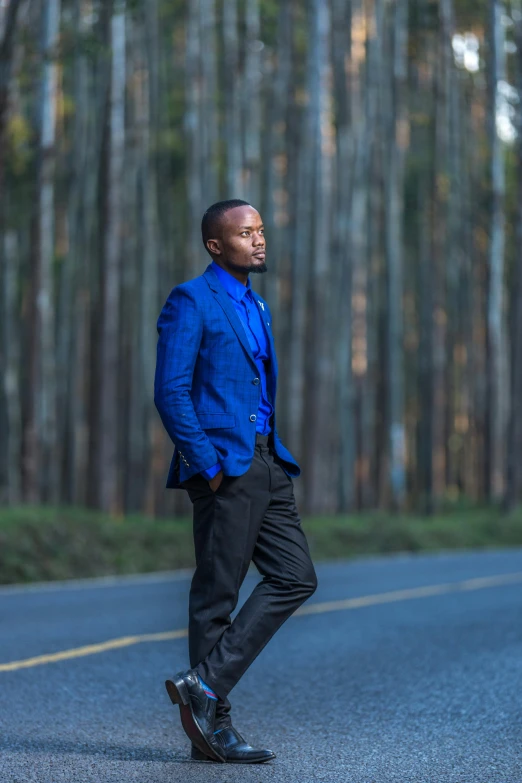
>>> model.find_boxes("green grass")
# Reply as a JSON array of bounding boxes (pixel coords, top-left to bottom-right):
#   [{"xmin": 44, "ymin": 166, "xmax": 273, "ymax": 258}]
[{"xmin": 1, "ymin": 502, "xmax": 522, "ymax": 585}]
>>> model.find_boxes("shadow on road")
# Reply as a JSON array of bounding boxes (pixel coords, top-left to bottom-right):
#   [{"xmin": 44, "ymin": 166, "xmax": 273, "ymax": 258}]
[{"xmin": 0, "ymin": 735, "xmax": 193, "ymax": 763}]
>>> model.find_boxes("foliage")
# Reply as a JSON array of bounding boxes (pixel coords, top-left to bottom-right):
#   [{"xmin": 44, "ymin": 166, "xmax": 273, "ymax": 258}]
[{"xmin": 1, "ymin": 504, "xmax": 522, "ymax": 585}]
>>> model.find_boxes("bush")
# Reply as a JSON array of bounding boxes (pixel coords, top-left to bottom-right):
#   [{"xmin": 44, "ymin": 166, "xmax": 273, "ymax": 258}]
[{"xmin": 1, "ymin": 504, "xmax": 522, "ymax": 585}]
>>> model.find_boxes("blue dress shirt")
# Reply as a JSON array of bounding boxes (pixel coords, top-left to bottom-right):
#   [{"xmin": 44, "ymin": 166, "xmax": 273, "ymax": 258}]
[{"xmin": 200, "ymin": 261, "xmax": 274, "ymax": 480}]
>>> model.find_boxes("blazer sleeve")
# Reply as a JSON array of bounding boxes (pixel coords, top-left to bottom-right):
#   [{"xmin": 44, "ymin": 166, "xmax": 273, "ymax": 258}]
[{"xmin": 154, "ymin": 285, "xmax": 220, "ymax": 473}]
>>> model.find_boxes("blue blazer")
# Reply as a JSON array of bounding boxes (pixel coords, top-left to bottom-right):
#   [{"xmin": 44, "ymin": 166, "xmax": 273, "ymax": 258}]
[{"xmin": 154, "ymin": 262, "xmax": 301, "ymax": 489}]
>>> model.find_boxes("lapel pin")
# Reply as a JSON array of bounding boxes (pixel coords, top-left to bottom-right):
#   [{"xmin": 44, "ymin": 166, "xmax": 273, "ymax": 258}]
[{"xmin": 258, "ymin": 300, "xmax": 264, "ymax": 310}]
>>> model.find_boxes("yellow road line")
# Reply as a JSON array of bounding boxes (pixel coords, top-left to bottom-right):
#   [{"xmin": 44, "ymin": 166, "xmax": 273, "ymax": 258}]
[
  {"xmin": 0, "ymin": 629, "xmax": 188, "ymax": 673},
  {"xmin": 295, "ymin": 571, "xmax": 522, "ymax": 616},
  {"xmin": 1, "ymin": 571, "xmax": 521, "ymax": 674}
]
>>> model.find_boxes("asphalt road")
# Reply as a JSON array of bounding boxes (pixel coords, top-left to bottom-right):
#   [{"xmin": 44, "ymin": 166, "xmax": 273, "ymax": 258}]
[{"xmin": 1, "ymin": 548, "xmax": 522, "ymax": 783}]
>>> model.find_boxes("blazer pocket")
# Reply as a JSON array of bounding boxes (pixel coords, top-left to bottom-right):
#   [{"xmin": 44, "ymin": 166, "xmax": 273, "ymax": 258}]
[{"xmin": 196, "ymin": 411, "xmax": 236, "ymax": 429}]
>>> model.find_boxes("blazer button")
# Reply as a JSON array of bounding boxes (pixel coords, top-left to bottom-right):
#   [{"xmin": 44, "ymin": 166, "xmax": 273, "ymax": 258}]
[
  {"xmin": 253, "ymin": 377, "xmax": 260, "ymax": 385},
  {"xmin": 249, "ymin": 414, "xmax": 257, "ymax": 422}
]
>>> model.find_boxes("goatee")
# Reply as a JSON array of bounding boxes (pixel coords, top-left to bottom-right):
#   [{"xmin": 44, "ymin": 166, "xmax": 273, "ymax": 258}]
[{"xmin": 225, "ymin": 258, "xmax": 268, "ymax": 275}]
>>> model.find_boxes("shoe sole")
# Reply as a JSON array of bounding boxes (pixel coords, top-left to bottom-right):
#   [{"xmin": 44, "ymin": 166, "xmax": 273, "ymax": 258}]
[
  {"xmin": 191, "ymin": 747, "xmax": 276, "ymax": 764},
  {"xmin": 165, "ymin": 677, "xmax": 225, "ymax": 763}
]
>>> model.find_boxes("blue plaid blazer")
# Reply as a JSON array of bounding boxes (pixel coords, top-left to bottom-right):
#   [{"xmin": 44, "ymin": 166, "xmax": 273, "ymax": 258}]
[{"xmin": 154, "ymin": 262, "xmax": 300, "ymax": 489}]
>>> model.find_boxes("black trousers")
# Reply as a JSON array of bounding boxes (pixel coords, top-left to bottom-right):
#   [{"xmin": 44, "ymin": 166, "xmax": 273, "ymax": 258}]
[{"xmin": 180, "ymin": 432, "xmax": 317, "ymax": 717}]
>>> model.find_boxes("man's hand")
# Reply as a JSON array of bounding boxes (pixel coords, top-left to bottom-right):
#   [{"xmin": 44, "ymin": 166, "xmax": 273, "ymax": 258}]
[{"xmin": 208, "ymin": 469, "xmax": 224, "ymax": 493}]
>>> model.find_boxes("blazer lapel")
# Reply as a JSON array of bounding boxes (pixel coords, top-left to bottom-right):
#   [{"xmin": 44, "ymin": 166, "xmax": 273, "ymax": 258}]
[
  {"xmin": 252, "ymin": 295, "xmax": 278, "ymax": 405},
  {"xmin": 203, "ymin": 264, "xmax": 279, "ymax": 405},
  {"xmin": 203, "ymin": 265, "xmax": 258, "ymax": 372}
]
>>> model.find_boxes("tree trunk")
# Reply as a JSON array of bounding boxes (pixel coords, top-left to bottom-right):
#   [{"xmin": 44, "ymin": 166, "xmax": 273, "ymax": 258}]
[
  {"xmin": 96, "ymin": 0, "xmax": 126, "ymax": 513},
  {"xmin": 486, "ymin": 0, "xmax": 508, "ymax": 502},
  {"xmin": 185, "ymin": 0, "xmax": 204, "ymax": 275},
  {"xmin": 287, "ymin": 0, "xmax": 320, "ymax": 496},
  {"xmin": 222, "ymin": 0, "xmax": 242, "ymax": 197},
  {"xmin": 0, "ymin": 0, "xmax": 24, "ymax": 503},
  {"xmin": 506, "ymin": 1, "xmax": 522, "ymax": 510},
  {"xmin": 243, "ymin": 0, "xmax": 261, "ymax": 204},
  {"xmin": 385, "ymin": 0, "xmax": 408, "ymax": 511},
  {"xmin": 35, "ymin": 0, "xmax": 61, "ymax": 501},
  {"xmin": 308, "ymin": 0, "xmax": 333, "ymax": 513},
  {"xmin": 1, "ymin": 230, "xmax": 22, "ymax": 503},
  {"xmin": 0, "ymin": 0, "xmax": 23, "ymax": 196},
  {"xmin": 200, "ymin": 0, "xmax": 218, "ymax": 204}
]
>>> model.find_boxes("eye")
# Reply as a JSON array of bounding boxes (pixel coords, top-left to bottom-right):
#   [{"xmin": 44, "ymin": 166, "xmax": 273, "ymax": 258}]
[{"xmin": 241, "ymin": 231, "xmax": 249, "ymax": 237}]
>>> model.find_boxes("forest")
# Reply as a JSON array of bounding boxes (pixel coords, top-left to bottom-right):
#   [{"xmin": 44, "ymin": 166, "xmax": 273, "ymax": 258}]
[{"xmin": 1, "ymin": 0, "xmax": 521, "ymax": 519}]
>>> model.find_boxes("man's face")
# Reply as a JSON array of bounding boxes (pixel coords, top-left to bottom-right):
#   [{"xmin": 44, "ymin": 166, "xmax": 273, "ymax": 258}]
[{"xmin": 207, "ymin": 205, "xmax": 267, "ymax": 277}]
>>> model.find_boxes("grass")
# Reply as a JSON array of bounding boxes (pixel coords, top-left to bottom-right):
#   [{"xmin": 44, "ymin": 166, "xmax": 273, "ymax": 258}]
[{"xmin": 1, "ymin": 502, "xmax": 522, "ymax": 585}]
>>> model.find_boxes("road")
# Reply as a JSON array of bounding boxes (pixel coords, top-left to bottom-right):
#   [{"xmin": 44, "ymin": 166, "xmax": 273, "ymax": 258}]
[{"xmin": 1, "ymin": 548, "xmax": 522, "ymax": 783}]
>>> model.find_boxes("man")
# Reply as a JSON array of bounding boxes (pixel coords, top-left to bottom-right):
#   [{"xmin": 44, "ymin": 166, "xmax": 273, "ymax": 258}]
[{"xmin": 154, "ymin": 199, "xmax": 317, "ymax": 764}]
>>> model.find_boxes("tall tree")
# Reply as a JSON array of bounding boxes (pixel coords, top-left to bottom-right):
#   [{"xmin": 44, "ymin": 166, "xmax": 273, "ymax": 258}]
[
  {"xmin": 96, "ymin": 0, "xmax": 126, "ymax": 513},
  {"xmin": 64, "ymin": 0, "xmax": 95, "ymax": 505},
  {"xmin": 0, "ymin": 0, "xmax": 23, "ymax": 196},
  {"xmin": 185, "ymin": 0, "xmax": 203, "ymax": 276},
  {"xmin": 308, "ymin": 0, "xmax": 332, "ymax": 513},
  {"xmin": 34, "ymin": 0, "xmax": 61, "ymax": 501},
  {"xmin": 506, "ymin": 0, "xmax": 522, "ymax": 510},
  {"xmin": 385, "ymin": 0, "xmax": 409, "ymax": 510},
  {"xmin": 222, "ymin": 0, "xmax": 242, "ymax": 197},
  {"xmin": 286, "ymin": 0, "xmax": 320, "ymax": 474},
  {"xmin": 243, "ymin": 0, "xmax": 261, "ymax": 204},
  {"xmin": 486, "ymin": 0, "xmax": 508, "ymax": 502},
  {"xmin": 200, "ymin": 0, "xmax": 219, "ymax": 204},
  {"xmin": 0, "ymin": 0, "xmax": 24, "ymax": 503}
]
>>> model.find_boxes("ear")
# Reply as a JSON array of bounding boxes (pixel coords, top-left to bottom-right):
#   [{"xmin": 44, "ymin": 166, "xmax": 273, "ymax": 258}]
[{"xmin": 207, "ymin": 238, "xmax": 221, "ymax": 256}]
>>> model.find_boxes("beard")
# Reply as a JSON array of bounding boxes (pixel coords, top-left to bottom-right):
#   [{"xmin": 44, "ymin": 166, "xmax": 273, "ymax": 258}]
[
  {"xmin": 249, "ymin": 262, "xmax": 267, "ymax": 274},
  {"xmin": 224, "ymin": 257, "xmax": 268, "ymax": 275}
]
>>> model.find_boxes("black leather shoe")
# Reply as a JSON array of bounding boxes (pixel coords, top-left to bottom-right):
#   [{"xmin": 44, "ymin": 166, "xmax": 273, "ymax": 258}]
[
  {"xmin": 190, "ymin": 725, "xmax": 276, "ymax": 764},
  {"xmin": 165, "ymin": 670, "xmax": 225, "ymax": 763}
]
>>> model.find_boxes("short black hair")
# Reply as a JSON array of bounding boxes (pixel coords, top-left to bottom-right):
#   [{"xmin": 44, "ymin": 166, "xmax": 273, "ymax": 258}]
[{"xmin": 201, "ymin": 199, "xmax": 251, "ymax": 257}]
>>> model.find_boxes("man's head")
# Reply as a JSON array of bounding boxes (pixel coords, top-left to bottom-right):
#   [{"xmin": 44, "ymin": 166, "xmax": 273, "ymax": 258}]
[{"xmin": 201, "ymin": 199, "xmax": 267, "ymax": 281}]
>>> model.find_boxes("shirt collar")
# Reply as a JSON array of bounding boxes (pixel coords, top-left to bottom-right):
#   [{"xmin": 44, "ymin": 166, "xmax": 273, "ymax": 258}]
[{"xmin": 211, "ymin": 260, "xmax": 252, "ymax": 303}]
